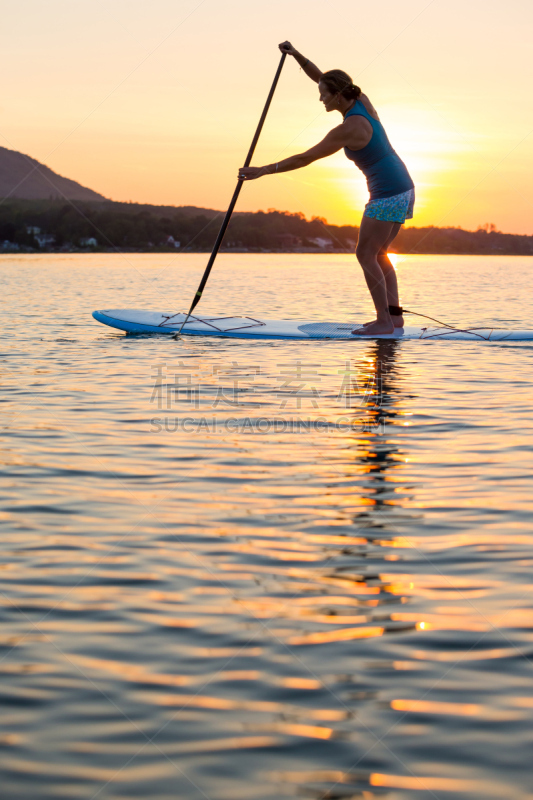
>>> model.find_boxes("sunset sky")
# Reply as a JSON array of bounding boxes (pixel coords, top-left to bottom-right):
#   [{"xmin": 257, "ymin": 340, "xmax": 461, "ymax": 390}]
[{"xmin": 2, "ymin": 0, "xmax": 532, "ymax": 233}]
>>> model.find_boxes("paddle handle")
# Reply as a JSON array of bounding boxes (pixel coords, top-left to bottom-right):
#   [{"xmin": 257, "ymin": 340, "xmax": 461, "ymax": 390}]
[
  {"xmin": 176, "ymin": 53, "xmax": 287, "ymax": 334},
  {"xmin": 242, "ymin": 52, "xmax": 287, "ymax": 168}
]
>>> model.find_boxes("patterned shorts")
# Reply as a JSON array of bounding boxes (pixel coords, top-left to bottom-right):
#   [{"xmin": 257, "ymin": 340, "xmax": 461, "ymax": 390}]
[{"xmin": 364, "ymin": 188, "xmax": 415, "ymax": 224}]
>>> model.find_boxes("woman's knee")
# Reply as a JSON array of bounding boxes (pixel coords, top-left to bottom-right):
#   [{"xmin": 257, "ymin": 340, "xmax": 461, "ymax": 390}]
[{"xmin": 356, "ymin": 241, "xmax": 377, "ymax": 263}]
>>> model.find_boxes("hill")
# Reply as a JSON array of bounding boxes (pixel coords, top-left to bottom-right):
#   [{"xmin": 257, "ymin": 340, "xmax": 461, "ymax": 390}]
[
  {"xmin": 0, "ymin": 148, "xmax": 532, "ymax": 254},
  {"xmin": 1, "ymin": 199, "xmax": 532, "ymax": 255},
  {"xmin": 0, "ymin": 146, "xmax": 106, "ymax": 202}
]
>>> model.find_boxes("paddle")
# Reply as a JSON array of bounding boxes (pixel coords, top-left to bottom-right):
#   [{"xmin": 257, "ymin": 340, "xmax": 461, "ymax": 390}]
[{"xmin": 173, "ymin": 52, "xmax": 287, "ymax": 338}]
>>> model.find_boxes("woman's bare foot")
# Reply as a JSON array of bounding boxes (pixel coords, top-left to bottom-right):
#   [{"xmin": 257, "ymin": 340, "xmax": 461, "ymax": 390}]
[
  {"xmin": 352, "ymin": 319, "xmax": 395, "ymax": 336},
  {"xmin": 363, "ymin": 314, "xmax": 404, "ymax": 327}
]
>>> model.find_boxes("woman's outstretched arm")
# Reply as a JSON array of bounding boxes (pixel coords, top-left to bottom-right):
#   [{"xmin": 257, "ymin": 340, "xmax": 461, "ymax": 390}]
[
  {"xmin": 239, "ymin": 124, "xmax": 347, "ymax": 181},
  {"xmin": 279, "ymin": 41, "xmax": 322, "ymax": 83}
]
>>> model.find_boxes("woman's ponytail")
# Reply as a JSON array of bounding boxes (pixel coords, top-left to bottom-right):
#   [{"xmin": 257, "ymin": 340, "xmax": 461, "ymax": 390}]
[{"xmin": 320, "ymin": 69, "xmax": 361, "ymax": 102}]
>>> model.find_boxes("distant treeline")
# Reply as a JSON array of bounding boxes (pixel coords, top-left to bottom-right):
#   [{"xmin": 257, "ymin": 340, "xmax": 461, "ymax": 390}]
[{"xmin": 1, "ymin": 198, "xmax": 532, "ymax": 255}]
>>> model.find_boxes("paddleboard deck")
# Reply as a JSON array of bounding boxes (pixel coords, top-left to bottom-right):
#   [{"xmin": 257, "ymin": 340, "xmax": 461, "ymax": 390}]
[{"xmin": 92, "ymin": 309, "xmax": 533, "ymax": 341}]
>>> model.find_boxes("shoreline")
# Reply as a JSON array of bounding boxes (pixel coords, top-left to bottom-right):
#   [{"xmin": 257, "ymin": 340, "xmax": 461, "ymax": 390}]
[{"xmin": 2, "ymin": 247, "xmax": 532, "ymax": 256}]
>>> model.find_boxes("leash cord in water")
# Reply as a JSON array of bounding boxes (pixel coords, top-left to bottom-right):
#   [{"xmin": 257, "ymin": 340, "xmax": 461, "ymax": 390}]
[{"xmin": 402, "ymin": 308, "xmax": 464, "ymax": 330}]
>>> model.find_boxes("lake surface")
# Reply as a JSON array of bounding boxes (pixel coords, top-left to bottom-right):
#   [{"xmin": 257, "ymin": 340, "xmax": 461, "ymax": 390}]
[{"xmin": 2, "ymin": 253, "xmax": 533, "ymax": 800}]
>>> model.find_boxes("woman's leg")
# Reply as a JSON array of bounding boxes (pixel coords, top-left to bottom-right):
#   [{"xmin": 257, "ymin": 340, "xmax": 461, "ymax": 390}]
[
  {"xmin": 352, "ymin": 216, "xmax": 400, "ymax": 335},
  {"xmin": 376, "ymin": 222, "xmax": 403, "ymax": 327},
  {"xmin": 363, "ymin": 223, "xmax": 403, "ymax": 326}
]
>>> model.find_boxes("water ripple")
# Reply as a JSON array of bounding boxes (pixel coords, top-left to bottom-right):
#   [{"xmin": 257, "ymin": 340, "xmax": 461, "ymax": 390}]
[{"xmin": 1, "ymin": 254, "xmax": 533, "ymax": 798}]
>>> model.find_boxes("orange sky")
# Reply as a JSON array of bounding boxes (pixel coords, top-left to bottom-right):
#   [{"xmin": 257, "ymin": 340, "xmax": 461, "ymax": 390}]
[{"xmin": 1, "ymin": 0, "xmax": 532, "ymax": 233}]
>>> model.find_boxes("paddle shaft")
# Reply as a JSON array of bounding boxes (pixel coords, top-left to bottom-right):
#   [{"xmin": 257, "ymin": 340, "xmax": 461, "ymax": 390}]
[{"xmin": 175, "ymin": 53, "xmax": 287, "ymax": 336}]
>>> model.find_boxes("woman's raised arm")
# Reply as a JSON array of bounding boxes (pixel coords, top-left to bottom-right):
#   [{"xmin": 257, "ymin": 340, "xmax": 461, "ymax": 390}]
[{"xmin": 279, "ymin": 41, "xmax": 322, "ymax": 83}]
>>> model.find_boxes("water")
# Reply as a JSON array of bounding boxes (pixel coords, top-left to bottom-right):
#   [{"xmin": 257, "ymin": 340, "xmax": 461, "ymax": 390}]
[{"xmin": 2, "ymin": 253, "xmax": 533, "ymax": 800}]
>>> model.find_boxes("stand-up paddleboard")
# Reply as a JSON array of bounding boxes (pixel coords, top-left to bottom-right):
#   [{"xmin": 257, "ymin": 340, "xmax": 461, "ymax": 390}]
[{"xmin": 92, "ymin": 309, "xmax": 533, "ymax": 341}]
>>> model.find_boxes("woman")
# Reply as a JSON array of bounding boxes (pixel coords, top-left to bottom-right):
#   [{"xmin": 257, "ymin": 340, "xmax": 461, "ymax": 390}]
[{"xmin": 239, "ymin": 41, "xmax": 415, "ymax": 336}]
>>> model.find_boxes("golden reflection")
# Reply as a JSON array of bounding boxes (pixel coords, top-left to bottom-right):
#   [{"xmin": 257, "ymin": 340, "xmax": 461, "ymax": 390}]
[
  {"xmin": 69, "ymin": 655, "xmax": 348, "ymax": 721},
  {"xmin": 298, "ymin": 614, "xmax": 369, "ymax": 625},
  {"xmin": 382, "ymin": 574, "xmax": 499, "ymax": 594},
  {"xmin": 152, "ymin": 692, "xmax": 347, "ymax": 721},
  {"xmin": 391, "ymin": 699, "xmax": 480, "ymax": 716},
  {"xmin": 370, "ymin": 773, "xmax": 506, "ymax": 795},
  {"xmin": 511, "ymin": 698, "xmax": 533, "ymax": 708},
  {"xmin": 268, "ymin": 768, "xmax": 509, "ymax": 798},
  {"xmin": 70, "ymin": 655, "xmax": 263, "ymax": 687},
  {"xmin": 0, "ymin": 734, "xmax": 23, "ymax": 746},
  {"xmin": 392, "ymin": 611, "xmax": 492, "ymax": 632},
  {"xmin": 272, "ymin": 723, "xmax": 333, "ymax": 740},
  {"xmin": 411, "ymin": 647, "xmax": 519, "ymax": 662},
  {"xmin": 270, "ymin": 770, "xmax": 350, "ymax": 784},
  {"xmin": 266, "ymin": 338, "xmax": 426, "ymax": 642},
  {"xmin": 339, "ymin": 340, "xmax": 411, "ymax": 514},
  {"xmin": 288, "ymin": 626, "xmax": 384, "ymax": 645},
  {"xmin": 6, "ymin": 757, "xmax": 177, "ymax": 781},
  {"xmin": 70, "ymin": 735, "xmax": 280, "ymax": 755},
  {"xmin": 289, "ymin": 595, "xmax": 371, "ymax": 605},
  {"xmin": 190, "ymin": 647, "xmax": 263, "ymax": 658},
  {"xmin": 279, "ymin": 677, "xmax": 322, "ymax": 689}
]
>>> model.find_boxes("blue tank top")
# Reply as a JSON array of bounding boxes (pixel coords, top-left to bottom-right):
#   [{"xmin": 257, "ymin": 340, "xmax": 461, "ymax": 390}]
[{"xmin": 344, "ymin": 100, "xmax": 414, "ymax": 200}]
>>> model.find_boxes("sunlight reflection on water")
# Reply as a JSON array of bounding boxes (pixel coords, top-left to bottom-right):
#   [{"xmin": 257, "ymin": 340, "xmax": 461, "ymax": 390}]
[{"xmin": 1, "ymin": 254, "xmax": 533, "ymax": 799}]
